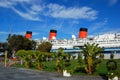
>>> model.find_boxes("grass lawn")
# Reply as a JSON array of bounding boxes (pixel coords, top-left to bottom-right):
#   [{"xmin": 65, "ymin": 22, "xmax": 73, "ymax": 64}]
[{"xmin": 42, "ymin": 61, "xmax": 56, "ymax": 72}]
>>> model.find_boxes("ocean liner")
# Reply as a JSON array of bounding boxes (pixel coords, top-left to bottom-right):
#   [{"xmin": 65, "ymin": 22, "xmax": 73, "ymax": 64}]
[{"xmin": 33, "ymin": 28, "xmax": 120, "ymax": 59}]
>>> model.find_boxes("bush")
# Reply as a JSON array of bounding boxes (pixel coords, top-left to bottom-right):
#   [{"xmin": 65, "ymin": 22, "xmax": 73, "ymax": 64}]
[
  {"xmin": 106, "ymin": 60, "xmax": 117, "ymax": 71},
  {"xmin": 74, "ymin": 66, "xmax": 86, "ymax": 73}
]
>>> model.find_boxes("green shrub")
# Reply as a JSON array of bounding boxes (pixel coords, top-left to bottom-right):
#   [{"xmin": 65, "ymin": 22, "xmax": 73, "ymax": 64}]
[{"xmin": 106, "ymin": 60, "xmax": 117, "ymax": 71}]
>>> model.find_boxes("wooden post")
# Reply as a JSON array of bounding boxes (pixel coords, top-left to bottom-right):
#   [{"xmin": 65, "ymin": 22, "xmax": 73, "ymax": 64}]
[{"xmin": 4, "ymin": 51, "xmax": 7, "ymax": 67}]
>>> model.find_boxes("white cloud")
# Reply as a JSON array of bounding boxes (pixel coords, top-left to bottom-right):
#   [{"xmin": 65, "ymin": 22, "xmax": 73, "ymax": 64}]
[
  {"xmin": 100, "ymin": 26, "xmax": 120, "ymax": 34},
  {"xmin": 90, "ymin": 19, "xmax": 108, "ymax": 31},
  {"xmin": 31, "ymin": 5, "xmax": 43, "ymax": 12},
  {"xmin": 11, "ymin": 7, "xmax": 41, "ymax": 21},
  {"xmin": 47, "ymin": 4, "xmax": 98, "ymax": 20},
  {"xmin": 88, "ymin": 19, "xmax": 120, "ymax": 35},
  {"xmin": 48, "ymin": 3, "xmax": 65, "ymax": 11},
  {"xmin": 0, "ymin": 31, "xmax": 8, "ymax": 35},
  {"xmin": 0, "ymin": 0, "xmax": 41, "ymax": 21},
  {"xmin": 12, "ymin": 0, "xmax": 31, "ymax": 3},
  {"xmin": 0, "ymin": 1, "xmax": 98, "ymax": 21},
  {"xmin": 71, "ymin": 20, "xmax": 80, "ymax": 24},
  {"xmin": 0, "ymin": 0, "xmax": 30, "ymax": 8},
  {"xmin": 109, "ymin": 0, "xmax": 118, "ymax": 6},
  {"xmin": 13, "ymin": 32, "xmax": 25, "ymax": 35},
  {"xmin": 0, "ymin": 0, "xmax": 14, "ymax": 8},
  {"xmin": 32, "ymin": 32, "xmax": 39, "ymax": 36},
  {"xmin": 0, "ymin": 31, "xmax": 39, "ymax": 36},
  {"xmin": 0, "ymin": 31, "xmax": 24, "ymax": 35},
  {"xmin": 15, "ymin": 31, "xmax": 39, "ymax": 36}
]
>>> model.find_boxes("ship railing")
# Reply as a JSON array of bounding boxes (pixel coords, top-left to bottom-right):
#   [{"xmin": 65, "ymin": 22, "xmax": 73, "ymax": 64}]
[{"xmin": 52, "ymin": 39, "xmax": 120, "ymax": 46}]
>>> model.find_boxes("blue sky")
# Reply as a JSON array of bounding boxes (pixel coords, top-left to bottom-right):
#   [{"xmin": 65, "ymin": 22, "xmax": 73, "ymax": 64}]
[{"xmin": 0, "ymin": 0, "xmax": 120, "ymax": 42}]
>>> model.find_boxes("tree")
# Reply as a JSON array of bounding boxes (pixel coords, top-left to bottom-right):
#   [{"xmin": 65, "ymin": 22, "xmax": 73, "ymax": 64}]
[
  {"xmin": 55, "ymin": 48, "xmax": 71, "ymax": 73},
  {"xmin": 75, "ymin": 52, "xmax": 86, "ymax": 73},
  {"xmin": 37, "ymin": 42, "xmax": 52, "ymax": 52},
  {"xmin": 55, "ymin": 48, "xmax": 64, "ymax": 73},
  {"xmin": 16, "ymin": 50, "xmax": 33, "ymax": 68},
  {"xmin": 110, "ymin": 53, "xmax": 114, "ymax": 59},
  {"xmin": 82, "ymin": 42, "xmax": 104, "ymax": 74},
  {"xmin": 7, "ymin": 34, "xmax": 36, "ymax": 53},
  {"xmin": 0, "ymin": 42, "xmax": 8, "ymax": 50},
  {"xmin": 33, "ymin": 51, "xmax": 45, "ymax": 70}
]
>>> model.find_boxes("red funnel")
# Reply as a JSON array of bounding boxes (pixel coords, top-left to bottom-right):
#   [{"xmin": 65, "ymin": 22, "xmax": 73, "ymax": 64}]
[
  {"xmin": 49, "ymin": 30, "xmax": 57, "ymax": 40},
  {"xmin": 78, "ymin": 28, "xmax": 88, "ymax": 38},
  {"xmin": 25, "ymin": 31, "xmax": 32, "ymax": 39}
]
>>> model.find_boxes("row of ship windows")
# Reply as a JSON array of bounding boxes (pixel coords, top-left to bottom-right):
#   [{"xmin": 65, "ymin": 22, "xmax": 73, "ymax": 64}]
[
  {"xmin": 53, "ymin": 42, "xmax": 120, "ymax": 45},
  {"xmin": 52, "ymin": 40, "xmax": 120, "ymax": 43}
]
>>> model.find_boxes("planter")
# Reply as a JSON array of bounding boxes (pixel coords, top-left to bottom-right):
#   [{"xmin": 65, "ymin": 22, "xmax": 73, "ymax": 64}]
[{"xmin": 63, "ymin": 70, "xmax": 71, "ymax": 77}]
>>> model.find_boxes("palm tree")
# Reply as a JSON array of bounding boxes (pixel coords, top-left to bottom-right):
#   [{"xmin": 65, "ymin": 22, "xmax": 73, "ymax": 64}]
[
  {"xmin": 55, "ymin": 48, "xmax": 71, "ymax": 73},
  {"xmin": 55, "ymin": 48, "xmax": 63, "ymax": 73},
  {"xmin": 16, "ymin": 50, "xmax": 33, "ymax": 68},
  {"xmin": 33, "ymin": 51, "xmax": 45, "ymax": 70},
  {"xmin": 82, "ymin": 42, "xmax": 104, "ymax": 74},
  {"xmin": 55, "ymin": 48, "xmax": 66, "ymax": 73}
]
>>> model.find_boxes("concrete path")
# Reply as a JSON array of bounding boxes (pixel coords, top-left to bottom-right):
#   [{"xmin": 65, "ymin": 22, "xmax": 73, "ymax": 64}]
[{"xmin": 0, "ymin": 65, "xmax": 106, "ymax": 80}]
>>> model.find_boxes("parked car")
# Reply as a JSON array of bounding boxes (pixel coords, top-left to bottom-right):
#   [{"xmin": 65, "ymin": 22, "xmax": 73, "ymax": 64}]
[
  {"xmin": 0, "ymin": 52, "xmax": 4, "ymax": 57},
  {"xmin": 0, "ymin": 49, "xmax": 5, "ymax": 57}
]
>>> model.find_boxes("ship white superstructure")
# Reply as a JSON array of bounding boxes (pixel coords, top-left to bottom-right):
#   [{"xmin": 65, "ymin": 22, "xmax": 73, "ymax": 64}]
[{"xmin": 51, "ymin": 33, "xmax": 120, "ymax": 49}]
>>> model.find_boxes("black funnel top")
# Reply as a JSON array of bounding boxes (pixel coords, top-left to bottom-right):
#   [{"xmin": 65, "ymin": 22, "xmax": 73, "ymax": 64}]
[
  {"xmin": 79, "ymin": 28, "xmax": 88, "ymax": 32},
  {"xmin": 50, "ymin": 29, "xmax": 57, "ymax": 33}
]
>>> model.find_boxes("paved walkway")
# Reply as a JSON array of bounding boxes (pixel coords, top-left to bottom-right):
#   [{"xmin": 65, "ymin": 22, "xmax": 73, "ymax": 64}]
[
  {"xmin": 0, "ymin": 65, "xmax": 106, "ymax": 80},
  {"xmin": 0, "ymin": 57, "xmax": 107, "ymax": 80}
]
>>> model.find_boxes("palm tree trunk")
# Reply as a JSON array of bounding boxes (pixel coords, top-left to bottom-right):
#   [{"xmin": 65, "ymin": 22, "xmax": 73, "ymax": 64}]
[
  {"xmin": 57, "ymin": 67, "xmax": 61, "ymax": 73},
  {"xmin": 88, "ymin": 65, "xmax": 92, "ymax": 74},
  {"xmin": 87, "ymin": 57, "xmax": 92, "ymax": 74},
  {"xmin": 25, "ymin": 62, "xmax": 30, "ymax": 68},
  {"xmin": 37, "ymin": 61, "xmax": 42, "ymax": 70}
]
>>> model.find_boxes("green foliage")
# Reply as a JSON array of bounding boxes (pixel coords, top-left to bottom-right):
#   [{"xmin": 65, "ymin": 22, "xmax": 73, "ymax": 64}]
[
  {"xmin": 63, "ymin": 54, "xmax": 71, "ymax": 71},
  {"xmin": 115, "ymin": 70, "xmax": 120, "ymax": 77},
  {"xmin": 42, "ymin": 61, "xmax": 56, "ymax": 72},
  {"xmin": 0, "ymin": 42, "xmax": 8, "ymax": 50},
  {"xmin": 74, "ymin": 52, "xmax": 86, "ymax": 73},
  {"xmin": 81, "ymin": 42, "xmax": 104, "ymax": 74},
  {"xmin": 16, "ymin": 50, "xmax": 33, "ymax": 68},
  {"xmin": 37, "ymin": 42, "xmax": 52, "ymax": 52},
  {"xmin": 55, "ymin": 48, "xmax": 64, "ymax": 72},
  {"xmin": 32, "ymin": 51, "xmax": 46, "ymax": 70},
  {"xmin": 16, "ymin": 50, "xmax": 54, "ymax": 70},
  {"xmin": 77, "ymin": 52, "xmax": 84, "ymax": 65},
  {"xmin": 16, "ymin": 50, "xmax": 26, "ymax": 58},
  {"xmin": 100, "ymin": 53, "xmax": 104, "ymax": 60},
  {"xmin": 55, "ymin": 48, "xmax": 71, "ymax": 73},
  {"xmin": 110, "ymin": 53, "xmax": 114, "ymax": 60},
  {"xmin": 7, "ymin": 34, "xmax": 36, "ymax": 52},
  {"xmin": 106, "ymin": 60, "xmax": 117, "ymax": 71},
  {"xmin": 33, "ymin": 51, "xmax": 45, "ymax": 62},
  {"xmin": 106, "ymin": 59, "xmax": 118, "ymax": 79}
]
